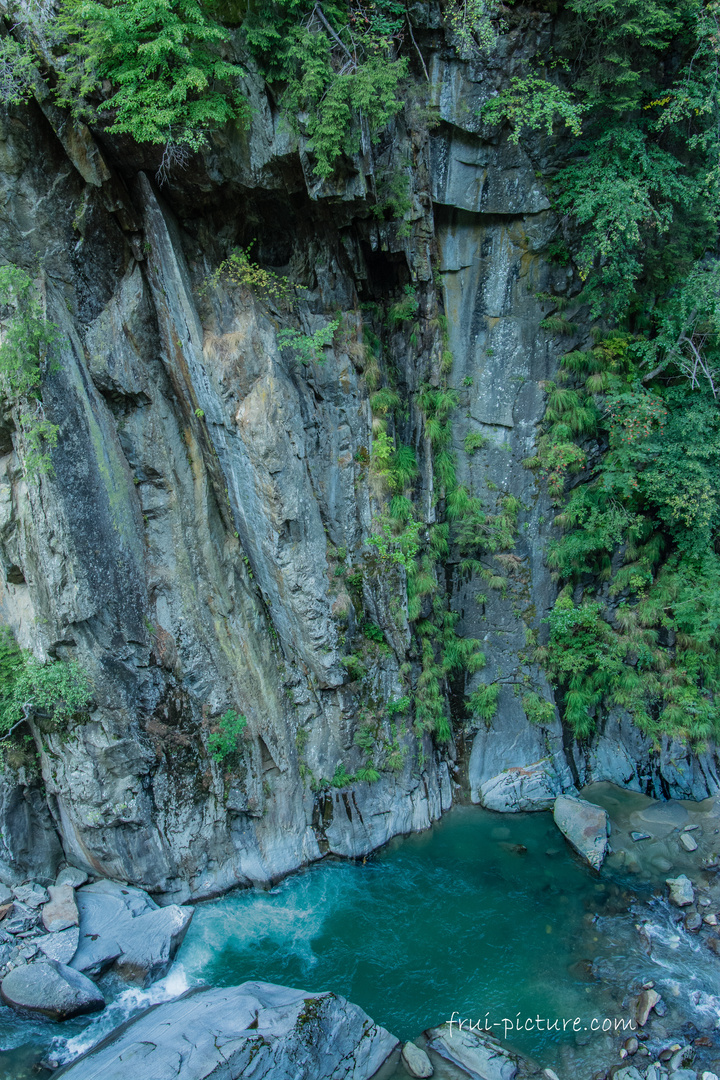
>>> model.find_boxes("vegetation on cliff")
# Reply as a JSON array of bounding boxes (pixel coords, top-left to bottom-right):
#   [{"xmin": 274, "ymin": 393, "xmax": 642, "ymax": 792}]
[{"xmin": 485, "ymin": 0, "xmax": 720, "ymax": 744}]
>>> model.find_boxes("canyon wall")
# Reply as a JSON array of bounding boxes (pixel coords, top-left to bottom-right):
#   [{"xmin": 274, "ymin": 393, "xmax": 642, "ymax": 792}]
[{"xmin": 0, "ymin": 3, "xmax": 715, "ymax": 900}]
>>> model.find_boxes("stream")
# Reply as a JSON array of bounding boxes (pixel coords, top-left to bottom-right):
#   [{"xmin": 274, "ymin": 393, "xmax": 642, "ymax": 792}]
[{"xmin": 2, "ymin": 786, "xmax": 720, "ymax": 1079}]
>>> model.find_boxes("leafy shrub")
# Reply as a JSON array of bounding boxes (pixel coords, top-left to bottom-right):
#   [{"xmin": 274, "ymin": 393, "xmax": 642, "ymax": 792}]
[
  {"xmin": 277, "ymin": 317, "xmax": 340, "ymax": 365},
  {"xmin": 207, "ymin": 708, "xmax": 247, "ymax": 761},
  {"xmin": 0, "ymin": 265, "xmax": 59, "ymax": 476},
  {"xmin": 482, "ymin": 76, "xmax": 585, "ymax": 143},
  {"xmin": 0, "ymin": 628, "xmax": 91, "ymax": 736},
  {"xmin": 201, "ymin": 244, "xmax": 294, "ymax": 306},
  {"xmin": 243, "ymin": 1, "xmax": 407, "ymax": 178},
  {"xmin": 58, "ymin": 0, "xmax": 247, "ymax": 152}
]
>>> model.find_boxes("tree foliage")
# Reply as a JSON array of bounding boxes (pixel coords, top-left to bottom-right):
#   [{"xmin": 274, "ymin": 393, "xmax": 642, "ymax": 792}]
[
  {"xmin": 0, "ymin": 265, "xmax": 59, "ymax": 476},
  {"xmin": 57, "ymin": 0, "xmax": 247, "ymax": 150},
  {"xmin": 0, "ymin": 628, "xmax": 91, "ymax": 737}
]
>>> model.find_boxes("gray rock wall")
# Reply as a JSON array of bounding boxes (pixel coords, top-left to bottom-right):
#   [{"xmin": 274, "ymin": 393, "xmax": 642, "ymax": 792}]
[{"xmin": 0, "ymin": 7, "xmax": 715, "ymax": 899}]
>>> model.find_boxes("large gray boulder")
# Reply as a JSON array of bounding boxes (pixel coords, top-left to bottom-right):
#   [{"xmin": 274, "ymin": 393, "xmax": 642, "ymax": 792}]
[
  {"xmin": 71, "ymin": 880, "xmax": 192, "ymax": 985},
  {"xmin": 425, "ymin": 1024, "xmax": 521, "ymax": 1079},
  {"xmin": 1, "ymin": 960, "xmax": 105, "ymax": 1020},
  {"xmin": 553, "ymin": 795, "xmax": 609, "ymax": 870},
  {"xmin": 54, "ymin": 981, "xmax": 399, "ymax": 1080}
]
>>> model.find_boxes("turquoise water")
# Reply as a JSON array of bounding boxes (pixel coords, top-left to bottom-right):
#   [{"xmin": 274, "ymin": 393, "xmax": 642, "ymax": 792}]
[
  {"xmin": 0, "ymin": 802, "xmax": 669, "ymax": 1077},
  {"xmin": 176, "ymin": 805, "xmax": 628, "ymax": 1060}
]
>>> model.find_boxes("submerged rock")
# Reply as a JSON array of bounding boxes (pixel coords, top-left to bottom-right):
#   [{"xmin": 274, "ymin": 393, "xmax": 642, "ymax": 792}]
[
  {"xmin": 553, "ymin": 795, "xmax": 609, "ymax": 870},
  {"xmin": 402, "ymin": 1041, "xmax": 433, "ymax": 1078},
  {"xmin": 1, "ymin": 960, "xmax": 104, "ymax": 1020},
  {"xmin": 680, "ymin": 832, "xmax": 699, "ymax": 852},
  {"xmin": 53, "ymin": 981, "xmax": 398, "ymax": 1079},
  {"xmin": 71, "ymin": 880, "xmax": 192, "ymax": 986}
]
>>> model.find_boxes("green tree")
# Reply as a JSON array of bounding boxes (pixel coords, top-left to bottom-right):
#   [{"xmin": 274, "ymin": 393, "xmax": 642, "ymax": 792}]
[{"xmin": 58, "ymin": 0, "xmax": 247, "ymax": 155}]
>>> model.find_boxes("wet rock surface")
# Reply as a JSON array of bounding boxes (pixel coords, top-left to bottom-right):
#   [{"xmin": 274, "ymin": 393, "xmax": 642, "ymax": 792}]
[
  {"xmin": 53, "ymin": 981, "xmax": 399, "ymax": 1080},
  {"xmin": 0, "ymin": 960, "xmax": 105, "ymax": 1021},
  {"xmin": 553, "ymin": 795, "xmax": 609, "ymax": 870},
  {"xmin": 70, "ymin": 880, "xmax": 193, "ymax": 985}
]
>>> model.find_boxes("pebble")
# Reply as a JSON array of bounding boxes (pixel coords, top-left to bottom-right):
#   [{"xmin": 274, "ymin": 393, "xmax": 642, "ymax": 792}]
[
  {"xmin": 703, "ymin": 913, "xmax": 718, "ymax": 925},
  {"xmin": 631, "ymin": 831, "xmax": 652, "ymax": 842},
  {"xmin": 624, "ymin": 1036, "xmax": 639, "ymax": 1054},
  {"xmin": 680, "ymin": 833, "xmax": 699, "ymax": 852},
  {"xmin": 701, "ymin": 1072, "xmax": 720, "ymax": 1080},
  {"xmin": 684, "ymin": 824, "xmax": 700, "ymax": 832},
  {"xmin": 685, "ymin": 912, "xmax": 703, "ymax": 932}
]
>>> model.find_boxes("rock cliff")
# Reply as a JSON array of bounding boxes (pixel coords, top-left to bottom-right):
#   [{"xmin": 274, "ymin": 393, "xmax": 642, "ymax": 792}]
[{"xmin": 0, "ymin": 1, "xmax": 715, "ymax": 904}]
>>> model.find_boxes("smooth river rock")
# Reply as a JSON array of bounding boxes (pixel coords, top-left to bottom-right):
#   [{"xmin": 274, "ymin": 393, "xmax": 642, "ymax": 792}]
[
  {"xmin": 53, "ymin": 981, "xmax": 399, "ymax": 1080},
  {"xmin": 71, "ymin": 880, "xmax": 193, "ymax": 986},
  {"xmin": 1, "ymin": 960, "xmax": 105, "ymax": 1020},
  {"xmin": 552, "ymin": 795, "xmax": 609, "ymax": 870},
  {"xmin": 402, "ymin": 1041, "xmax": 434, "ymax": 1077},
  {"xmin": 667, "ymin": 874, "xmax": 695, "ymax": 906},
  {"xmin": 425, "ymin": 1024, "xmax": 519, "ymax": 1080}
]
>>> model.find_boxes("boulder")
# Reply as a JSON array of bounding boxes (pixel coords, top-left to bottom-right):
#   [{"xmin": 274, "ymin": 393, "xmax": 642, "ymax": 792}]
[
  {"xmin": 56, "ymin": 867, "xmax": 89, "ymax": 889},
  {"xmin": 553, "ymin": 795, "xmax": 609, "ymax": 870},
  {"xmin": 1, "ymin": 960, "xmax": 105, "ymax": 1020},
  {"xmin": 402, "ymin": 1041, "xmax": 434, "ymax": 1078},
  {"xmin": 52, "ymin": 981, "xmax": 398, "ymax": 1079},
  {"xmin": 37, "ymin": 926, "xmax": 79, "ymax": 964},
  {"xmin": 634, "ymin": 988, "xmax": 660, "ymax": 1026},
  {"xmin": 667, "ymin": 875, "xmax": 695, "ymax": 907},
  {"xmin": 425, "ymin": 1024, "xmax": 519, "ymax": 1080},
  {"xmin": 71, "ymin": 880, "xmax": 192, "ymax": 985},
  {"xmin": 42, "ymin": 884, "xmax": 79, "ymax": 933}
]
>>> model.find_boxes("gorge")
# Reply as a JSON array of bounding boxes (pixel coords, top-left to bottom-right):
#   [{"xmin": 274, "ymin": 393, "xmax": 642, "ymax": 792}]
[{"xmin": 0, "ymin": 1, "xmax": 718, "ymax": 1078}]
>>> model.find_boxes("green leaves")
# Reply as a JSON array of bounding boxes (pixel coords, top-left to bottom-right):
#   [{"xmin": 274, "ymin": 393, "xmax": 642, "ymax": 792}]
[
  {"xmin": 207, "ymin": 708, "xmax": 247, "ymax": 762},
  {"xmin": 0, "ymin": 265, "xmax": 59, "ymax": 477},
  {"xmin": 0, "ymin": 628, "xmax": 92, "ymax": 737},
  {"xmin": 482, "ymin": 76, "xmax": 585, "ymax": 144},
  {"xmin": 556, "ymin": 126, "xmax": 697, "ymax": 316},
  {"xmin": 277, "ymin": 317, "xmax": 340, "ymax": 365},
  {"xmin": 58, "ymin": 0, "xmax": 247, "ymax": 150},
  {"xmin": 242, "ymin": 1, "xmax": 407, "ymax": 179}
]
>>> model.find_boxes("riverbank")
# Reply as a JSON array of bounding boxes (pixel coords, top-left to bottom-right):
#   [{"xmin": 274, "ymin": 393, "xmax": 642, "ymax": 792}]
[{"xmin": 1, "ymin": 786, "xmax": 719, "ymax": 1080}]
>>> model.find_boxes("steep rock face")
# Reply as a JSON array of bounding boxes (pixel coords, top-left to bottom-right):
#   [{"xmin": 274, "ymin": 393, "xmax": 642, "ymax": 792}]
[{"xmin": 0, "ymin": 7, "xmax": 715, "ymax": 900}]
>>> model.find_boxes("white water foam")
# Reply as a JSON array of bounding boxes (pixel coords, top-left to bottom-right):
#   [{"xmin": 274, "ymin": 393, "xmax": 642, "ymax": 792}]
[{"xmin": 45, "ymin": 965, "xmax": 194, "ymax": 1067}]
